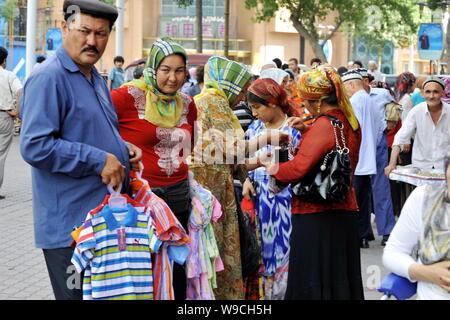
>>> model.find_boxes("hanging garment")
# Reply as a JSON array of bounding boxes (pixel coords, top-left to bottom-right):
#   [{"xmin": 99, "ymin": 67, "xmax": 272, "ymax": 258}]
[
  {"xmin": 185, "ymin": 175, "xmax": 224, "ymax": 300},
  {"xmin": 71, "ymin": 202, "xmax": 161, "ymax": 300},
  {"xmin": 130, "ymin": 170, "xmax": 191, "ymax": 300}
]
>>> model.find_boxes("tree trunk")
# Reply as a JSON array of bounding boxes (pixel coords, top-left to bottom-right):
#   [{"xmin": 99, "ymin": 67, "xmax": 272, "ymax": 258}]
[
  {"xmin": 196, "ymin": 0, "xmax": 202, "ymax": 53},
  {"xmin": 290, "ymin": 19, "xmax": 327, "ymax": 63},
  {"xmin": 224, "ymin": 0, "xmax": 230, "ymax": 59}
]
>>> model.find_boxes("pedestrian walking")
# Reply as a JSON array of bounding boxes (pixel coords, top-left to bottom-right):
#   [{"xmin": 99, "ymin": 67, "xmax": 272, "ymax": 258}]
[
  {"xmin": 342, "ymin": 70, "xmax": 378, "ymax": 248},
  {"xmin": 108, "ymin": 55, "xmax": 125, "ymax": 90},
  {"xmin": 19, "ymin": 0, "xmax": 142, "ymax": 300},
  {"xmin": 0, "ymin": 46, "xmax": 22, "ymax": 200}
]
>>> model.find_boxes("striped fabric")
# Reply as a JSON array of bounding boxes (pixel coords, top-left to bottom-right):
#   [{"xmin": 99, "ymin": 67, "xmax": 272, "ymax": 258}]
[
  {"xmin": 130, "ymin": 172, "xmax": 190, "ymax": 300},
  {"xmin": 72, "ymin": 204, "xmax": 161, "ymax": 300}
]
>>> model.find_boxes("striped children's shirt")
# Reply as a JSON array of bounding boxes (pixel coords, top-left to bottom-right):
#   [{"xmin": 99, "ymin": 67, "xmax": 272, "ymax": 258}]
[{"xmin": 72, "ymin": 204, "xmax": 161, "ymax": 300}]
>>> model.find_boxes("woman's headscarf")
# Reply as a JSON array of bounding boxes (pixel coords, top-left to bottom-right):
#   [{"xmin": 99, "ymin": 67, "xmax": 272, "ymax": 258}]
[
  {"xmin": 419, "ymin": 152, "xmax": 450, "ymax": 265},
  {"xmin": 247, "ymin": 78, "xmax": 297, "ymax": 117},
  {"xmin": 296, "ymin": 64, "xmax": 359, "ymax": 131},
  {"xmin": 441, "ymin": 77, "xmax": 450, "ymax": 104},
  {"xmin": 124, "ymin": 37, "xmax": 187, "ymax": 128},
  {"xmin": 370, "ymin": 81, "xmax": 396, "ymax": 99},
  {"xmin": 395, "ymin": 72, "xmax": 416, "ymax": 102},
  {"xmin": 202, "ymin": 55, "xmax": 252, "ymax": 105},
  {"xmin": 260, "ymin": 68, "xmax": 289, "ymax": 85}
]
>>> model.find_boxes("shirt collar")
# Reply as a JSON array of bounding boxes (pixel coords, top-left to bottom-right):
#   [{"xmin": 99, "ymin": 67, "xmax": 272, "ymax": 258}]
[
  {"xmin": 100, "ymin": 204, "xmax": 139, "ymax": 231},
  {"xmin": 56, "ymin": 46, "xmax": 101, "ymax": 77},
  {"xmin": 424, "ymin": 101, "xmax": 449, "ymax": 115}
]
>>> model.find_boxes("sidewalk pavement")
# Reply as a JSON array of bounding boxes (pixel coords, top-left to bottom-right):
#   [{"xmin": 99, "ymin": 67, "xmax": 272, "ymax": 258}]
[{"xmin": 0, "ymin": 136, "xmax": 392, "ymax": 300}]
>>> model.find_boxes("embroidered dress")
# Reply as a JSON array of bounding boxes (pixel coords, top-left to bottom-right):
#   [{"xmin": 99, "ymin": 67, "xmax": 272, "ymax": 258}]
[
  {"xmin": 246, "ymin": 119, "xmax": 302, "ymax": 299},
  {"xmin": 186, "ymin": 179, "xmax": 224, "ymax": 300},
  {"xmin": 189, "ymin": 56, "xmax": 252, "ymax": 300},
  {"xmin": 72, "ymin": 204, "xmax": 161, "ymax": 300}
]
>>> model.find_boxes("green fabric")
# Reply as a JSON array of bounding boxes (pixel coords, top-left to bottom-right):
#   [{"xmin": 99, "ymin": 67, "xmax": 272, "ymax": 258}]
[{"xmin": 203, "ymin": 55, "xmax": 252, "ymax": 104}]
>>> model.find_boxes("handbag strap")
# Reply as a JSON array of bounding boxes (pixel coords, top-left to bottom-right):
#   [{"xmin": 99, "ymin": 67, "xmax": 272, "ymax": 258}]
[
  {"xmin": 317, "ymin": 114, "xmax": 349, "ymax": 171},
  {"xmin": 317, "ymin": 114, "xmax": 349, "ymax": 153}
]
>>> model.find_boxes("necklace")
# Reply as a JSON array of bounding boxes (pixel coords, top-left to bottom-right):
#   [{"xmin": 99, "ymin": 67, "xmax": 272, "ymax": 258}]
[{"xmin": 263, "ymin": 114, "xmax": 288, "ymax": 130}]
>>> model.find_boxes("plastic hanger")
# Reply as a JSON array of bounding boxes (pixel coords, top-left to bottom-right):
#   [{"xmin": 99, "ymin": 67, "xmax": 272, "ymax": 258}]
[{"xmin": 107, "ymin": 183, "xmax": 127, "ymax": 209}]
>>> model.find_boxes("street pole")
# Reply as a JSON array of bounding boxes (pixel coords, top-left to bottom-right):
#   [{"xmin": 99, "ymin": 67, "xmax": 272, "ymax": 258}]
[
  {"xmin": 196, "ymin": 0, "xmax": 202, "ymax": 53},
  {"xmin": 224, "ymin": 0, "xmax": 230, "ymax": 59},
  {"xmin": 25, "ymin": 0, "xmax": 37, "ymax": 79},
  {"xmin": 116, "ymin": 0, "xmax": 124, "ymax": 57}
]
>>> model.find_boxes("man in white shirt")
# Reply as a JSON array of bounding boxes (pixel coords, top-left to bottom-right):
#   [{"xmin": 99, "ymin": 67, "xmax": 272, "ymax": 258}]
[
  {"xmin": 343, "ymin": 70, "xmax": 378, "ymax": 248},
  {"xmin": 385, "ymin": 77, "xmax": 450, "ymax": 175},
  {"xmin": 368, "ymin": 60, "xmax": 383, "ymax": 82},
  {"xmin": 0, "ymin": 46, "xmax": 22, "ymax": 200},
  {"xmin": 357, "ymin": 68, "xmax": 397, "ymax": 246}
]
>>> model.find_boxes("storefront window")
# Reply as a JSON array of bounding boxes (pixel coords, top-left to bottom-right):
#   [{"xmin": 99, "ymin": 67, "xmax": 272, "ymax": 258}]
[{"xmin": 161, "ymin": 0, "xmax": 224, "ymax": 17}]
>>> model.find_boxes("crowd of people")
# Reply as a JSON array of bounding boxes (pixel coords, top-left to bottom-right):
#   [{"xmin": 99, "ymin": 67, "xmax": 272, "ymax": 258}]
[{"xmin": 0, "ymin": 0, "xmax": 448, "ymax": 301}]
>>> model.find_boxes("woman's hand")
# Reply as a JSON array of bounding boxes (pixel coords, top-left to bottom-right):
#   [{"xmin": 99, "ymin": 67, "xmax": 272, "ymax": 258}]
[
  {"xmin": 126, "ymin": 142, "xmax": 143, "ymax": 172},
  {"xmin": 287, "ymin": 117, "xmax": 308, "ymax": 133},
  {"xmin": 409, "ymin": 261, "xmax": 450, "ymax": 292},
  {"xmin": 259, "ymin": 130, "xmax": 290, "ymax": 147},
  {"xmin": 242, "ymin": 178, "xmax": 256, "ymax": 200}
]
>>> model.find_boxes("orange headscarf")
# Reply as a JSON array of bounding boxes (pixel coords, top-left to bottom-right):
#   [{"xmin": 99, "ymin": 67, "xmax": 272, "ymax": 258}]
[{"xmin": 297, "ymin": 65, "xmax": 359, "ymax": 131}]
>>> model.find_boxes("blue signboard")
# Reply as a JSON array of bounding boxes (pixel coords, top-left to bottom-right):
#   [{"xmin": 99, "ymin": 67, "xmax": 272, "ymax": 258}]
[
  {"xmin": 46, "ymin": 28, "xmax": 62, "ymax": 57},
  {"xmin": 418, "ymin": 23, "xmax": 443, "ymax": 60}
]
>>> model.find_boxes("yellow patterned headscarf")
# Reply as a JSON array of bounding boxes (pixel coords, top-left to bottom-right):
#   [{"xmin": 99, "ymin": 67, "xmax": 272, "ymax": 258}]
[{"xmin": 297, "ymin": 65, "xmax": 359, "ymax": 131}]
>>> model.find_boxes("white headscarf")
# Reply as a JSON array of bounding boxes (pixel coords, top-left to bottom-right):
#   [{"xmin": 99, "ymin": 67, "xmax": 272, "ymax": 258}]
[{"xmin": 260, "ymin": 68, "xmax": 289, "ymax": 85}]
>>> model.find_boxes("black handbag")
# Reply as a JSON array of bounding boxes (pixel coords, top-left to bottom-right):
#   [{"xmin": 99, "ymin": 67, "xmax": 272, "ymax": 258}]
[{"xmin": 291, "ymin": 114, "xmax": 352, "ymax": 203}]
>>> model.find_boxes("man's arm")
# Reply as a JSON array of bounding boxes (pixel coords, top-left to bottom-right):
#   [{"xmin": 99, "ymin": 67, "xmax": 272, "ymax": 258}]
[{"xmin": 20, "ymin": 72, "xmax": 117, "ymax": 179}]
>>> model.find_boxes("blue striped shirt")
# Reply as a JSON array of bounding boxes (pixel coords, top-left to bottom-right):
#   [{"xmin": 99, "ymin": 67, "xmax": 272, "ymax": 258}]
[{"xmin": 72, "ymin": 204, "xmax": 161, "ymax": 300}]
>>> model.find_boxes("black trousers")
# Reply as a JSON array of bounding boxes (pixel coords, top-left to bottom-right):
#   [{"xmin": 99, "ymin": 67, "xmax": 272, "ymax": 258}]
[
  {"xmin": 353, "ymin": 175, "xmax": 373, "ymax": 240},
  {"xmin": 42, "ymin": 247, "xmax": 83, "ymax": 300},
  {"xmin": 152, "ymin": 179, "xmax": 191, "ymax": 301}
]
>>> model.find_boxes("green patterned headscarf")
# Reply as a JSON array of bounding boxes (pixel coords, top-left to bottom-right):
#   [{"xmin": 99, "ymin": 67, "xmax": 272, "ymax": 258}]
[
  {"xmin": 418, "ymin": 152, "xmax": 450, "ymax": 265},
  {"xmin": 203, "ymin": 55, "xmax": 252, "ymax": 104},
  {"xmin": 140, "ymin": 37, "xmax": 188, "ymax": 128},
  {"xmin": 143, "ymin": 37, "xmax": 188, "ymax": 89}
]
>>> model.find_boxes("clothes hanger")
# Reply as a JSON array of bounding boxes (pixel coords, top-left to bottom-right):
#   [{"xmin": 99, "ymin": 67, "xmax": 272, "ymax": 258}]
[{"xmin": 107, "ymin": 183, "xmax": 128, "ymax": 209}]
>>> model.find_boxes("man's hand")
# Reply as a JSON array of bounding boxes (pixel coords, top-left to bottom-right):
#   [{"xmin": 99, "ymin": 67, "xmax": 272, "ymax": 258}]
[
  {"xmin": 101, "ymin": 153, "xmax": 126, "ymax": 188},
  {"xmin": 384, "ymin": 164, "xmax": 396, "ymax": 178},
  {"xmin": 402, "ymin": 144, "xmax": 411, "ymax": 153},
  {"xmin": 126, "ymin": 142, "xmax": 142, "ymax": 172},
  {"xmin": 5, "ymin": 110, "xmax": 18, "ymax": 118}
]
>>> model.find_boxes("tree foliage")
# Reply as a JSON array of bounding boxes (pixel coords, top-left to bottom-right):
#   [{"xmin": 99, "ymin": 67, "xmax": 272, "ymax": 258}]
[
  {"xmin": 0, "ymin": 0, "xmax": 17, "ymax": 22},
  {"xmin": 245, "ymin": 0, "xmax": 419, "ymax": 62}
]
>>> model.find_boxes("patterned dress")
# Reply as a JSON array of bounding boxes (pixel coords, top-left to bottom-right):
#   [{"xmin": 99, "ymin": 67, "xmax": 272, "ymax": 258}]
[
  {"xmin": 189, "ymin": 92, "xmax": 245, "ymax": 300},
  {"xmin": 246, "ymin": 120, "xmax": 301, "ymax": 299}
]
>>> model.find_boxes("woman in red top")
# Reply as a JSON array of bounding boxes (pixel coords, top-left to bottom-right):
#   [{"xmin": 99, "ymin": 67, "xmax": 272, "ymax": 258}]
[
  {"xmin": 111, "ymin": 38, "xmax": 196, "ymax": 300},
  {"xmin": 266, "ymin": 65, "xmax": 364, "ymax": 300}
]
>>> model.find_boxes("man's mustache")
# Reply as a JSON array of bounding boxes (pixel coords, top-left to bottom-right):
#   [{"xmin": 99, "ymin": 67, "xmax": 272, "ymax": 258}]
[{"xmin": 81, "ymin": 46, "xmax": 99, "ymax": 54}]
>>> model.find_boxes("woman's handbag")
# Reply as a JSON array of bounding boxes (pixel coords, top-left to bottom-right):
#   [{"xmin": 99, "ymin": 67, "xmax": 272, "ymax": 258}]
[{"xmin": 291, "ymin": 114, "xmax": 352, "ymax": 203}]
